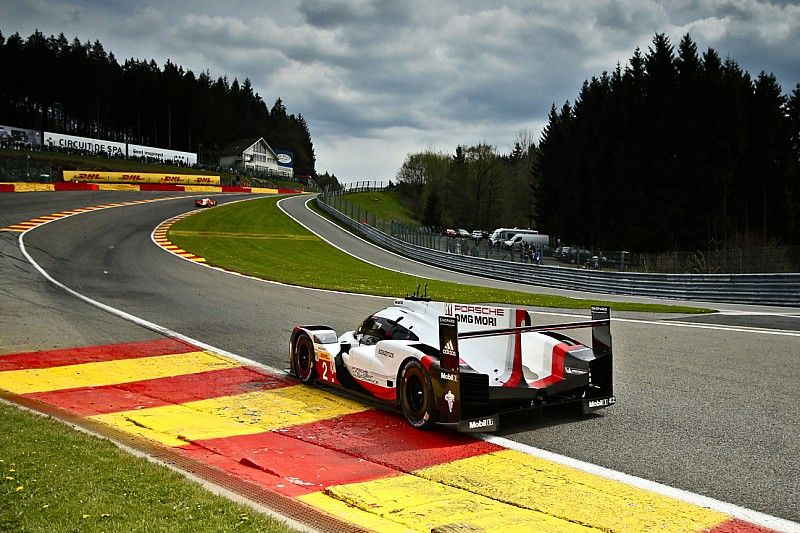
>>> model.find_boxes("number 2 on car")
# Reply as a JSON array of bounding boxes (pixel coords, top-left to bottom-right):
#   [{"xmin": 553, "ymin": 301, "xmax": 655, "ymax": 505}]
[{"xmin": 317, "ymin": 359, "xmax": 337, "ymax": 384}]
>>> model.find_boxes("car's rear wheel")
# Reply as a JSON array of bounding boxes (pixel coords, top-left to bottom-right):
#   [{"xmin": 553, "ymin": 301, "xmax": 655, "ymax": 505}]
[
  {"xmin": 399, "ymin": 360, "xmax": 437, "ymax": 429},
  {"xmin": 293, "ymin": 333, "xmax": 316, "ymax": 383}
]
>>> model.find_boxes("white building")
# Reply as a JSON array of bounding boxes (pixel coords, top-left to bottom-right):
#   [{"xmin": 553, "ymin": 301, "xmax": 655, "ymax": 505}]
[{"xmin": 219, "ymin": 137, "xmax": 290, "ymax": 177}]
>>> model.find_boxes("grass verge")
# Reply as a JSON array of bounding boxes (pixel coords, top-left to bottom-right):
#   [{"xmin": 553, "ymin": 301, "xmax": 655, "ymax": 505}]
[
  {"xmin": 339, "ymin": 190, "xmax": 419, "ymax": 225},
  {"xmin": 0, "ymin": 402, "xmax": 296, "ymax": 532},
  {"xmin": 168, "ymin": 196, "xmax": 710, "ymax": 314}
]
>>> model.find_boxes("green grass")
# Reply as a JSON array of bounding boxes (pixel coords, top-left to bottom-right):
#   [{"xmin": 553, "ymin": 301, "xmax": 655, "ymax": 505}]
[
  {"xmin": 341, "ymin": 191, "xmax": 419, "ymax": 225},
  {"xmin": 0, "ymin": 402, "xmax": 297, "ymax": 533},
  {"xmin": 168, "ymin": 196, "xmax": 711, "ymax": 313}
]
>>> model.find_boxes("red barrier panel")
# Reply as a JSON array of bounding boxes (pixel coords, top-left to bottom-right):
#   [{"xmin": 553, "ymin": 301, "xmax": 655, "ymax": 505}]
[
  {"xmin": 0, "ymin": 184, "xmax": 14, "ymax": 192},
  {"xmin": 139, "ymin": 184, "xmax": 186, "ymax": 191},
  {"xmin": 221, "ymin": 186, "xmax": 252, "ymax": 193},
  {"xmin": 278, "ymin": 188, "xmax": 302, "ymax": 194},
  {"xmin": 54, "ymin": 182, "xmax": 99, "ymax": 191}
]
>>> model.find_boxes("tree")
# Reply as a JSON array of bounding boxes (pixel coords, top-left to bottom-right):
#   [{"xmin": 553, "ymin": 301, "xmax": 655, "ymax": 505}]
[
  {"xmin": 745, "ymin": 72, "xmax": 791, "ymax": 239},
  {"xmin": 535, "ymin": 31, "xmax": 798, "ymax": 250},
  {"xmin": 422, "ymin": 188, "xmax": 442, "ymax": 228},
  {"xmin": 0, "ymin": 30, "xmax": 317, "ymax": 178},
  {"xmin": 787, "ymin": 84, "xmax": 800, "ymax": 240},
  {"xmin": 395, "ymin": 150, "xmax": 450, "ymax": 206},
  {"xmin": 503, "ymin": 130, "xmax": 539, "ymax": 228},
  {"xmin": 316, "ymin": 171, "xmax": 341, "ymax": 191}
]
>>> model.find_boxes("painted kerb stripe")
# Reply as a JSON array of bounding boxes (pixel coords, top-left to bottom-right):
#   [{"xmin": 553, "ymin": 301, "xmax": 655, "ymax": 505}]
[{"xmin": 1, "ymin": 340, "xmax": 790, "ymax": 532}]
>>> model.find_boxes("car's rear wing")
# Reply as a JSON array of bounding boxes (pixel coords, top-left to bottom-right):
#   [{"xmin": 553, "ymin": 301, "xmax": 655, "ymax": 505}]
[
  {"xmin": 436, "ymin": 306, "xmax": 611, "ymax": 431},
  {"xmin": 457, "ymin": 305, "xmax": 611, "ymax": 355}
]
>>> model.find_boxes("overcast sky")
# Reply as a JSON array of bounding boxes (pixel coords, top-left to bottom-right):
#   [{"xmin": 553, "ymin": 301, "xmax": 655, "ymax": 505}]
[{"xmin": 3, "ymin": 0, "xmax": 799, "ymax": 182}]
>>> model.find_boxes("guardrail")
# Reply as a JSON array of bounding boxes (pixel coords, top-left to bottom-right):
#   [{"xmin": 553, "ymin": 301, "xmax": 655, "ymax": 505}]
[{"xmin": 316, "ymin": 197, "xmax": 800, "ymax": 307}]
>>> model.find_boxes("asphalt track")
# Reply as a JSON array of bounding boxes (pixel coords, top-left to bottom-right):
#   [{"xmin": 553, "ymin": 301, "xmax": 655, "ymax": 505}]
[{"xmin": 1, "ymin": 191, "xmax": 799, "ymax": 527}]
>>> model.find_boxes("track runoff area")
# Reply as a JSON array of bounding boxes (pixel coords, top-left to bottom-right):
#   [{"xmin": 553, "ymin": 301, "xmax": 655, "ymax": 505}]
[{"xmin": 1, "ymin": 197, "xmax": 796, "ymax": 533}]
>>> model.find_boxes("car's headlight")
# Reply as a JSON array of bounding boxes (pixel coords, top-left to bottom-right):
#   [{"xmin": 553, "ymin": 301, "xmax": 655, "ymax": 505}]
[{"xmin": 313, "ymin": 332, "xmax": 338, "ymax": 344}]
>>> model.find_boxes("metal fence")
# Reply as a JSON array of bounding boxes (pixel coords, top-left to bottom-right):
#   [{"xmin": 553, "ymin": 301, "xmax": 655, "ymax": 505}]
[
  {"xmin": 324, "ymin": 182, "xmax": 800, "ymax": 274},
  {"xmin": 318, "ymin": 188, "xmax": 800, "ymax": 306}
]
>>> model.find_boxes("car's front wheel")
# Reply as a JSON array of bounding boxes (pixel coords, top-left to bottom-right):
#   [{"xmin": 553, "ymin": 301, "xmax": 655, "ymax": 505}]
[
  {"xmin": 399, "ymin": 360, "xmax": 437, "ymax": 429},
  {"xmin": 293, "ymin": 333, "xmax": 316, "ymax": 384}
]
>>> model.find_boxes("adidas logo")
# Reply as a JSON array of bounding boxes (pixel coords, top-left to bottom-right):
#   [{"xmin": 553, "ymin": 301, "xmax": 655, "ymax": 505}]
[{"xmin": 442, "ymin": 338, "xmax": 457, "ymax": 356}]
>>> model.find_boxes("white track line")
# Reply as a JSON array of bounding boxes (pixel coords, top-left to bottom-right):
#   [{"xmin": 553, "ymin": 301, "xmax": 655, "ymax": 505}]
[{"xmin": 15, "ymin": 196, "xmax": 800, "ymax": 532}]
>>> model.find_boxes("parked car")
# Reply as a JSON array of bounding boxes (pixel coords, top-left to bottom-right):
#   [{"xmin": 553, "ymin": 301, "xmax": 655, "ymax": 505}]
[
  {"xmin": 443, "ymin": 228, "xmax": 458, "ymax": 238},
  {"xmin": 503, "ymin": 233, "xmax": 550, "ymax": 250},
  {"xmin": 457, "ymin": 228, "xmax": 471, "ymax": 238},
  {"xmin": 554, "ymin": 246, "xmax": 571, "ymax": 261},
  {"xmin": 471, "ymin": 230, "xmax": 484, "ymax": 240},
  {"xmin": 488, "ymin": 228, "xmax": 540, "ymax": 247},
  {"xmin": 568, "ymin": 248, "xmax": 592, "ymax": 264},
  {"xmin": 585, "ymin": 255, "xmax": 604, "ymax": 269}
]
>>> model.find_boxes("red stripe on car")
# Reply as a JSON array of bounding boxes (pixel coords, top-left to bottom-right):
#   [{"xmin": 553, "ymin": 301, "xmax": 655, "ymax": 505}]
[
  {"xmin": 502, "ymin": 309, "xmax": 530, "ymax": 387},
  {"xmin": 528, "ymin": 343, "xmax": 584, "ymax": 388},
  {"xmin": 353, "ymin": 378, "xmax": 396, "ymax": 402}
]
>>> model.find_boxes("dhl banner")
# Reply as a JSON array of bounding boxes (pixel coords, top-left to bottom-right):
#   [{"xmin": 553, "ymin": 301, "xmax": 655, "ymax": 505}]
[{"xmin": 63, "ymin": 171, "xmax": 220, "ymax": 186}]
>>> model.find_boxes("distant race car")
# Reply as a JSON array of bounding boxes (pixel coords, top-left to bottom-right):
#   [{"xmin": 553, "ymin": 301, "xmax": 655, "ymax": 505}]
[
  {"xmin": 195, "ymin": 197, "xmax": 217, "ymax": 207},
  {"xmin": 290, "ymin": 296, "xmax": 614, "ymax": 432}
]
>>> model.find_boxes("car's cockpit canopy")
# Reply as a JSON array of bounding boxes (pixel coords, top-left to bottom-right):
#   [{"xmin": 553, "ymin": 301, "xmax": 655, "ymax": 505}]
[{"xmin": 355, "ymin": 311, "xmax": 419, "ymax": 345}]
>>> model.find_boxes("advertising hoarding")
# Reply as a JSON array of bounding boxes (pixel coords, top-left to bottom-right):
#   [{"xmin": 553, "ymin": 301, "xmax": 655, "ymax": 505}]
[
  {"xmin": 44, "ymin": 132, "xmax": 126, "ymax": 156},
  {"xmin": 42, "ymin": 132, "xmax": 197, "ymax": 164},
  {"xmin": 127, "ymin": 143, "xmax": 197, "ymax": 165},
  {"xmin": 3, "ymin": 127, "xmax": 198, "ymax": 167},
  {"xmin": 275, "ymin": 149, "xmax": 294, "ymax": 168},
  {"xmin": 63, "ymin": 171, "xmax": 220, "ymax": 186},
  {"xmin": 0, "ymin": 124, "xmax": 41, "ymax": 145}
]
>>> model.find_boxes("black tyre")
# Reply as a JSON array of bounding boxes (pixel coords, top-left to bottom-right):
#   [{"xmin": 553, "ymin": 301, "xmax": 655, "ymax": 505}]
[
  {"xmin": 399, "ymin": 360, "xmax": 437, "ymax": 429},
  {"xmin": 293, "ymin": 333, "xmax": 316, "ymax": 384}
]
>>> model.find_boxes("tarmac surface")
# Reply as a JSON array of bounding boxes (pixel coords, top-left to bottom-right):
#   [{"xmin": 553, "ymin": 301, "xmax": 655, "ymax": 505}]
[{"xmin": 1, "ymin": 191, "xmax": 798, "ymax": 527}]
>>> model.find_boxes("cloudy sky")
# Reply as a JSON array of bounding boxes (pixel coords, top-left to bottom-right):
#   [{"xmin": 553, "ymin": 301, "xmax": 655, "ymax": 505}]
[{"xmin": 3, "ymin": 0, "xmax": 799, "ymax": 182}]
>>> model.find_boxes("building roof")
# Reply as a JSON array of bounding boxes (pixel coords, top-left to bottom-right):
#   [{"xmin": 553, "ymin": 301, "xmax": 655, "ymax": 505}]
[{"xmin": 219, "ymin": 137, "xmax": 278, "ymax": 157}]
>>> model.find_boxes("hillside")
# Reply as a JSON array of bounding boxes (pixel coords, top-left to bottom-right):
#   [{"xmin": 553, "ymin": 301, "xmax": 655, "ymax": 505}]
[
  {"xmin": 0, "ymin": 30, "xmax": 316, "ymax": 177},
  {"xmin": 0, "ymin": 148, "xmax": 304, "ymax": 190}
]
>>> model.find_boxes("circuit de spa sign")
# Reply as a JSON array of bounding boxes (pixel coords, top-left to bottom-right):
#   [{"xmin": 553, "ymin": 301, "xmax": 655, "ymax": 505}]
[{"xmin": 44, "ymin": 132, "xmax": 126, "ymax": 157}]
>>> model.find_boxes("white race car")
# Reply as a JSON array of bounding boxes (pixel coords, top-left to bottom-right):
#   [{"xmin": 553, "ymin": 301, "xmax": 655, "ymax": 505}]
[
  {"xmin": 290, "ymin": 296, "xmax": 614, "ymax": 432},
  {"xmin": 195, "ymin": 197, "xmax": 217, "ymax": 207}
]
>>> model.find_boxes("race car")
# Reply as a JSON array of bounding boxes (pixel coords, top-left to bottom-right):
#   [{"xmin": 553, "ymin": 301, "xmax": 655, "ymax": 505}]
[
  {"xmin": 290, "ymin": 296, "xmax": 614, "ymax": 432},
  {"xmin": 195, "ymin": 197, "xmax": 217, "ymax": 207}
]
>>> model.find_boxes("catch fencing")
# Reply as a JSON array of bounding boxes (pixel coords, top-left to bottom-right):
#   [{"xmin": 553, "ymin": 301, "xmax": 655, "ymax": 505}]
[{"xmin": 317, "ymin": 188, "xmax": 800, "ymax": 306}]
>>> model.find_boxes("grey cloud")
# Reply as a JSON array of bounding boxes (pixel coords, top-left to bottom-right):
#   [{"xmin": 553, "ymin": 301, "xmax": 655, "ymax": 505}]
[
  {"xmin": 1, "ymin": 0, "xmax": 798, "ymax": 180},
  {"xmin": 299, "ymin": 0, "xmax": 411, "ymax": 31}
]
